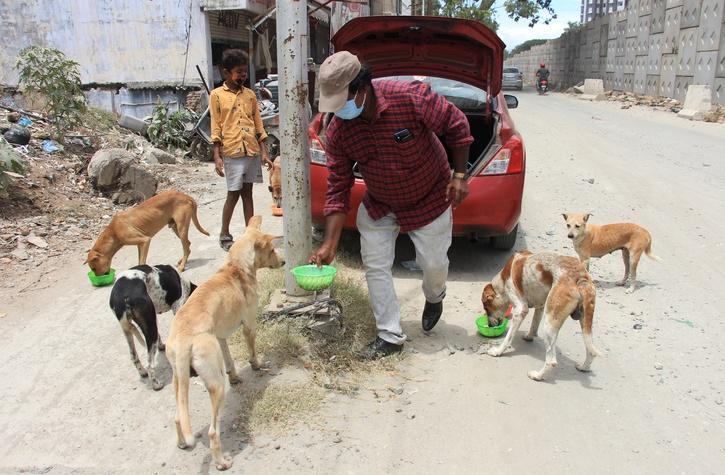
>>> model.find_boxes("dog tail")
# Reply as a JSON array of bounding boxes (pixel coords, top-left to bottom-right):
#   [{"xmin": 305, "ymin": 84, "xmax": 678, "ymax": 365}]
[
  {"xmin": 577, "ymin": 280, "xmax": 601, "ymax": 357},
  {"xmin": 645, "ymin": 241, "xmax": 662, "ymax": 262},
  {"xmin": 172, "ymin": 341, "xmax": 197, "ymax": 448},
  {"xmin": 190, "ymin": 200, "xmax": 210, "ymax": 236}
]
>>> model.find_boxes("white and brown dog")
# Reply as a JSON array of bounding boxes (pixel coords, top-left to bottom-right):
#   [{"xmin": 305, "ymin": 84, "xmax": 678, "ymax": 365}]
[
  {"xmin": 166, "ymin": 216, "xmax": 283, "ymax": 471},
  {"xmin": 109, "ymin": 264, "xmax": 196, "ymax": 390},
  {"xmin": 483, "ymin": 251, "xmax": 600, "ymax": 381},
  {"xmin": 563, "ymin": 212, "xmax": 661, "ymax": 293}
]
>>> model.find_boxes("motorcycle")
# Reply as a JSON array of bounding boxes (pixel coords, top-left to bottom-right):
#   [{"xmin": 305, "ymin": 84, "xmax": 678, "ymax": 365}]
[{"xmin": 537, "ymin": 78, "xmax": 549, "ymax": 95}]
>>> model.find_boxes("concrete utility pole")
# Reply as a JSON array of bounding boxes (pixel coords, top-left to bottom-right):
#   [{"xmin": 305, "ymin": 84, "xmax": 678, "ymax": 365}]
[{"xmin": 276, "ymin": 0, "xmax": 312, "ymax": 296}]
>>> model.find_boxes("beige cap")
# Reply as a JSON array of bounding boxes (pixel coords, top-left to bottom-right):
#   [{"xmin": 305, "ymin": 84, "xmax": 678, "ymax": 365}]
[{"xmin": 318, "ymin": 51, "xmax": 361, "ymax": 113}]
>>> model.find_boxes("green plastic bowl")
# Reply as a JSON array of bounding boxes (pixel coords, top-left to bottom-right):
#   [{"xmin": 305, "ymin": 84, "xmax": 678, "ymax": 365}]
[
  {"xmin": 292, "ymin": 264, "xmax": 337, "ymax": 291},
  {"xmin": 475, "ymin": 315, "xmax": 509, "ymax": 338},
  {"xmin": 87, "ymin": 268, "xmax": 116, "ymax": 287}
]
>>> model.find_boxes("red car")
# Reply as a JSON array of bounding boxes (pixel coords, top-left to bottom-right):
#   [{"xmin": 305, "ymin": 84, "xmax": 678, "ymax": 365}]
[{"xmin": 308, "ymin": 16, "xmax": 525, "ymax": 250}]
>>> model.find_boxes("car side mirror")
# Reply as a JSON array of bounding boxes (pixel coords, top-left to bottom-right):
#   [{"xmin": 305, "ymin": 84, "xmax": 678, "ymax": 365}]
[{"xmin": 504, "ymin": 94, "xmax": 519, "ymax": 109}]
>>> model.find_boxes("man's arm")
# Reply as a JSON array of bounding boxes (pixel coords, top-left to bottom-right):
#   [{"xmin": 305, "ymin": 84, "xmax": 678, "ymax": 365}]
[{"xmin": 308, "ymin": 131, "xmax": 354, "ymax": 265}]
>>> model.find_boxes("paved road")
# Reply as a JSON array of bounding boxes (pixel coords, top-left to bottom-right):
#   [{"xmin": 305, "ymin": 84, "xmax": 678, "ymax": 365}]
[{"xmin": 1, "ymin": 89, "xmax": 724, "ymax": 474}]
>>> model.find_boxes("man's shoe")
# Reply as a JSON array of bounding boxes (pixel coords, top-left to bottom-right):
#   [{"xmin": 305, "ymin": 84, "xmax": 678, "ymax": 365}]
[
  {"xmin": 359, "ymin": 337, "xmax": 403, "ymax": 360},
  {"xmin": 422, "ymin": 300, "xmax": 443, "ymax": 331}
]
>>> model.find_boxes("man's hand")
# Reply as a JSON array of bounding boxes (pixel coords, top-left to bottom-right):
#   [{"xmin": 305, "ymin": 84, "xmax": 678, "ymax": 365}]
[
  {"xmin": 309, "ymin": 242, "xmax": 337, "ymax": 267},
  {"xmin": 214, "ymin": 157, "xmax": 225, "ymax": 177},
  {"xmin": 446, "ymin": 177, "xmax": 468, "ymax": 207}
]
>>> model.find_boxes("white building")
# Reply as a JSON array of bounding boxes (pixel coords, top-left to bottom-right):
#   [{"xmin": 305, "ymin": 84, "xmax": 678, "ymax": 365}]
[{"xmin": 580, "ymin": 0, "xmax": 628, "ymax": 23}]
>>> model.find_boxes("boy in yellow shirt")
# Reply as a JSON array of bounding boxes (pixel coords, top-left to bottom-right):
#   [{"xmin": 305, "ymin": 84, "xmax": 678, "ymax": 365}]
[{"xmin": 210, "ymin": 49, "xmax": 272, "ymax": 251}]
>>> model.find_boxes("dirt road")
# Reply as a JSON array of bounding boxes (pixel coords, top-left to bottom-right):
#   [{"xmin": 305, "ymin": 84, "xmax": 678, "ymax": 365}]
[{"xmin": 1, "ymin": 89, "xmax": 724, "ymax": 474}]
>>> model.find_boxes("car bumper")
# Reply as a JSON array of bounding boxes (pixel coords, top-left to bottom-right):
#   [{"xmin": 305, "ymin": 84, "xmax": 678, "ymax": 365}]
[
  {"xmin": 310, "ymin": 165, "xmax": 524, "ymax": 238},
  {"xmin": 502, "ymin": 79, "xmax": 523, "ymax": 89}
]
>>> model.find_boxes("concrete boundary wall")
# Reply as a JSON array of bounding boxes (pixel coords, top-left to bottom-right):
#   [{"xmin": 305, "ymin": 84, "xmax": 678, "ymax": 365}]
[{"xmin": 507, "ymin": 0, "xmax": 725, "ymax": 105}]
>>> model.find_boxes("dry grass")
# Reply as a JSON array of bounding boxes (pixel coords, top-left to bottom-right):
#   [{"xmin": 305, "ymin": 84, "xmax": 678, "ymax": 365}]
[
  {"xmin": 229, "ymin": 259, "xmax": 403, "ymax": 396},
  {"xmin": 237, "ymin": 382, "xmax": 325, "ymax": 434}
]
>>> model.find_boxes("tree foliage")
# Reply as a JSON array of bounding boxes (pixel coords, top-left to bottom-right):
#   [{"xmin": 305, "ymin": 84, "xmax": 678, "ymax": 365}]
[
  {"xmin": 432, "ymin": 0, "xmax": 556, "ymax": 29},
  {"xmin": 16, "ymin": 46, "xmax": 86, "ymax": 139},
  {"xmin": 147, "ymin": 102, "xmax": 198, "ymax": 150},
  {"xmin": 510, "ymin": 38, "xmax": 548, "ymax": 56}
]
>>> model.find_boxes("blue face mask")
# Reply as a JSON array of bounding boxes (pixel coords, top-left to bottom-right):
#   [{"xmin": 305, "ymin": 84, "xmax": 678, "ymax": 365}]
[{"xmin": 335, "ymin": 91, "xmax": 366, "ymax": 120}]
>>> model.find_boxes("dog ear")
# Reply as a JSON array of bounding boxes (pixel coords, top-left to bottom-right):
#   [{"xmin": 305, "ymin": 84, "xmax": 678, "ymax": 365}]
[
  {"xmin": 482, "ymin": 283, "xmax": 496, "ymax": 301},
  {"xmin": 584, "ymin": 213, "xmax": 592, "ymax": 222},
  {"xmin": 562, "ymin": 213, "xmax": 568, "ymax": 221},
  {"xmin": 248, "ymin": 215, "xmax": 262, "ymax": 230},
  {"xmin": 270, "ymin": 235, "xmax": 284, "ymax": 248}
]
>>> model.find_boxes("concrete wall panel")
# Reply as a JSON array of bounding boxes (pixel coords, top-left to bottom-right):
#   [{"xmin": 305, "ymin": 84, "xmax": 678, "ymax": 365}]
[
  {"xmin": 663, "ymin": 7, "xmax": 683, "ymax": 53},
  {"xmin": 625, "ymin": 37, "xmax": 638, "ymax": 73},
  {"xmin": 637, "ymin": 15, "xmax": 653, "ymax": 54},
  {"xmin": 628, "ymin": 0, "xmax": 641, "ymax": 38},
  {"xmin": 713, "ymin": 77, "xmax": 725, "ymax": 104},
  {"xmin": 606, "ymin": 39, "xmax": 617, "ymax": 71},
  {"xmin": 677, "ymin": 27, "xmax": 699, "ymax": 75},
  {"xmin": 694, "ymin": 50, "xmax": 719, "ymax": 83},
  {"xmin": 634, "ymin": 55, "xmax": 649, "ymax": 92},
  {"xmin": 681, "ymin": 0, "xmax": 702, "ymax": 28},
  {"xmin": 646, "ymin": 74, "xmax": 662, "ymax": 95},
  {"xmin": 649, "ymin": 33, "xmax": 665, "ymax": 73},
  {"xmin": 718, "ymin": 23, "xmax": 725, "ymax": 77},
  {"xmin": 666, "ymin": 0, "xmax": 684, "ymax": 7},
  {"xmin": 660, "ymin": 53, "xmax": 678, "ymax": 96},
  {"xmin": 639, "ymin": 0, "xmax": 653, "ymax": 16},
  {"xmin": 624, "ymin": 73, "xmax": 635, "ymax": 91},
  {"xmin": 674, "ymin": 75, "xmax": 694, "ymax": 100},
  {"xmin": 651, "ymin": 0, "xmax": 667, "ymax": 33},
  {"xmin": 696, "ymin": 0, "xmax": 723, "ymax": 51}
]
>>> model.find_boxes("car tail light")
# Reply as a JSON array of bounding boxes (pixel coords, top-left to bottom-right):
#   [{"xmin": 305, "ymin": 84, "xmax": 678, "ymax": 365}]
[
  {"xmin": 309, "ymin": 134, "xmax": 327, "ymax": 165},
  {"xmin": 480, "ymin": 134, "xmax": 524, "ymax": 176}
]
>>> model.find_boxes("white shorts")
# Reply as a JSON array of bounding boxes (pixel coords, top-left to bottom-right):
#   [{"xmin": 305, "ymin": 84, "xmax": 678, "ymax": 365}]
[{"xmin": 223, "ymin": 156, "xmax": 263, "ymax": 191}]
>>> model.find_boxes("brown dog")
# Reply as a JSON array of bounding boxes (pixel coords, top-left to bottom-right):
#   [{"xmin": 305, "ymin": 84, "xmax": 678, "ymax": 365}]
[
  {"xmin": 86, "ymin": 190, "xmax": 209, "ymax": 276},
  {"xmin": 166, "ymin": 216, "xmax": 283, "ymax": 471},
  {"xmin": 268, "ymin": 158, "xmax": 282, "ymax": 208},
  {"xmin": 483, "ymin": 251, "xmax": 599, "ymax": 381},
  {"xmin": 563, "ymin": 212, "xmax": 661, "ymax": 293}
]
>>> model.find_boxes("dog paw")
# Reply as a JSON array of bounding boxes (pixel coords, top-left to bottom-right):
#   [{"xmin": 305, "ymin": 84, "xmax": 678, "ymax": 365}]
[
  {"xmin": 522, "ymin": 334, "xmax": 535, "ymax": 342},
  {"xmin": 152, "ymin": 380, "xmax": 164, "ymax": 391},
  {"xmin": 158, "ymin": 343, "xmax": 166, "ymax": 352},
  {"xmin": 177, "ymin": 436, "xmax": 196, "ymax": 450},
  {"xmin": 575, "ymin": 363, "xmax": 591, "ymax": 372},
  {"xmin": 527, "ymin": 370, "xmax": 544, "ymax": 381},
  {"xmin": 617, "ymin": 280, "xmax": 628, "ymax": 287},
  {"xmin": 250, "ymin": 359, "xmax": 265, "ymax": 371},
  {"xmin": 228, "ymin": 374, "xmax": 242, "ymax": 385},
  {"xmin": 138, "ymin": 369, "xmax": 149, "ymax": 378},
  {"xmin": 487, "ymin": 347, "xmax": 503, "ymax": 357},
  {"xmin": 625, "ymin": 287, "xmax": 635, "ymax": 294},
  {"xmin": 215, "ymin": 458, "xmax": 233, "ymax": 471}
]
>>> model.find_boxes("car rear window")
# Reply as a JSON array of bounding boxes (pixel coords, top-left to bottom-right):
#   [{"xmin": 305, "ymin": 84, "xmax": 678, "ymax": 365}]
[
  {"xmin": 503, "ymin": 68, "xmax": 519, "ymax": 73},
  {"xmin": 377, "ymin": 76, "xmax": 487, "ymax": 111}
]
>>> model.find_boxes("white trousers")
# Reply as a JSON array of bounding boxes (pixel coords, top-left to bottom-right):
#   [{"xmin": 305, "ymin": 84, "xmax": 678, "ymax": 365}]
[{"xmin": 357, "ymin": 203, "xmax": 452, "ymax": 344}]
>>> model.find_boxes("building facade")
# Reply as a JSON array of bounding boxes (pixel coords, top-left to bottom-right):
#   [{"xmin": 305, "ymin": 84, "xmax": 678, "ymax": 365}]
[{"xmin": 580, "ymin": 0, "xmax": 628, "ymax": 23}]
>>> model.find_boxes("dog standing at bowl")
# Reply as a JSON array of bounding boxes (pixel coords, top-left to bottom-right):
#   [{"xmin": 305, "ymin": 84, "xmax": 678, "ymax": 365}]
[
  {"xmin": 166, "ymin": 216, "xmax": 283, "ymax": 470},
  {"xmin": 562, "ymin": 212, "xmax": 661, "ymax": 293},
  {"xmin": 483, "ymin": 251, "xmax": 600, "ymax": 381},
  {"xmin": 109, "ymin": 264, "xmax": 196, "ymax": 390}
]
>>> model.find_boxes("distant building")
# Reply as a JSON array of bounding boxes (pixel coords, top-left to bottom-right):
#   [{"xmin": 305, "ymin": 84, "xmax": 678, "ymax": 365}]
[{"xmin": 580, "ymin": 0, "xmax": 628, "ymax": 23}]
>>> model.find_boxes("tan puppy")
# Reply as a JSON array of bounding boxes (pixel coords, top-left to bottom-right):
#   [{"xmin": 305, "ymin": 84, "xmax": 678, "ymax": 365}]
[
  {"xmin": 563, "ymin": 212, "xmax": 661, "ymax": 293},
  {"xmin": 483, "ymin": 251, "xmax": 600, "ymax": 381},
  {"xmin": 166, "ymin": 216, "xmax": 283, "ymax": 471},
  {"xmin": 268, "ymin": 158, "xmax": 282, "ymax": 208},
  {"xmin": 86, "ymin": 190, "xmax": 209, "ymax": 276}
]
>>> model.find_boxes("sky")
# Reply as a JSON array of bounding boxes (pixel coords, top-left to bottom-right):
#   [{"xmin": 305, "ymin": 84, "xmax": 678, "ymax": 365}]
[{"xmin": 492, "ymin": 0, "xmax": 581, "ymax": 50}]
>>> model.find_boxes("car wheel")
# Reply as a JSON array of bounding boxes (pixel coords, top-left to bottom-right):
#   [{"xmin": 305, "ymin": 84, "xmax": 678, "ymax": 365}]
[{"xmin": 490, "ymin": 224, "xmax": 518, "ymax": 251}]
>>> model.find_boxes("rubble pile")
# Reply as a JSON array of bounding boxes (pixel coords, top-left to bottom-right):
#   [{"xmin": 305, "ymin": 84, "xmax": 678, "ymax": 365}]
[
  {"xmin": 0, "ymin": 106, "xmax": 211, "ymax": 293},
  {"xmin": 703, "ymin": 106, "xmax": 725, "ymax": 123},
  {"xmin": 603, "ymin": 91, "xmax": 683, "ymax": 112}
]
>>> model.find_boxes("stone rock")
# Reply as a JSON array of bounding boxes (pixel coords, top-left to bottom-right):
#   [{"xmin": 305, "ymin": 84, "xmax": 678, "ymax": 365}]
[
  {"xmin": 143, "ymin": 147, "xmax": 177, "ymax": 165},
  {"xmin": 11, "ymin": 248, "xmax": 28, "ymax": 260},
  {"xmin": 87, "ymin": 148, "xmax": 134, "ymax": 190},
  {"xmin": 7, "ymin": 112, "xmax": 20, "ymax": 123},
  {"xmin": 119, "ymin": 165, "xmax": 157, "ymax": 202},
  {"xmin": 678, "ymin": 85, "xmax": 713, "ymax": 121},
  {"xmin": 26, "ymin": 235, "xmax": 48, "ymax": 248}
]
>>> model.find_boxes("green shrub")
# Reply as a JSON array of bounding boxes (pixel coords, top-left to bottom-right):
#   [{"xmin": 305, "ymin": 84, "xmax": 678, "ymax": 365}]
[{"xmin": 146, "ymin": 102, "xmax": 197, "ymax": 150}]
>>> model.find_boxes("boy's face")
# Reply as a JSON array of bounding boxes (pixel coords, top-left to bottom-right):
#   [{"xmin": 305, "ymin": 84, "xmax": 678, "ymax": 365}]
[{"xmin": 225, "ymin": 64, "xmax": 248, "ymax": 86}]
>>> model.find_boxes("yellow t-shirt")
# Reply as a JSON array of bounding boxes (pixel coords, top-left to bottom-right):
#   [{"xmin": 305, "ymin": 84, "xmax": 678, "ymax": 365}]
[{"xmin": 209, "ymin": 83, "xmax": 268, "ymax": 158}]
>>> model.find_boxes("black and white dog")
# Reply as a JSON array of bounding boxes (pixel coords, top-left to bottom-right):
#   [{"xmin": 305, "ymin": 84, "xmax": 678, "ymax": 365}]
[{"xmin": 109, "ymin": 264, "xmax": 196, "ymax": 390}]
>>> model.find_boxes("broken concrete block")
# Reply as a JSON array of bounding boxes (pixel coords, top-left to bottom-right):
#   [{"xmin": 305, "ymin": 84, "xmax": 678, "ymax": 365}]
[
  {"xmin": 678, "ymin": 85, "xmax": 713, "ymax": 121},
  {"xmin": 143, "ymin": 147, "xmax": 177, "ymax": 165},
  {"xmin": 578, "ymin": 79, "xmax": 606, "ymax": 101},
  {"xmin": 119, "ymin": 165, "xmax": 157, "ymax": 202}
]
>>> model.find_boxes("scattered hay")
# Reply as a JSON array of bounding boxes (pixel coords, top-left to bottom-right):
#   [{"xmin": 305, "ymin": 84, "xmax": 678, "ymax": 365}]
[{"xmin": 238, "ymin": 382, "xmax": 324, "ymax": 434}]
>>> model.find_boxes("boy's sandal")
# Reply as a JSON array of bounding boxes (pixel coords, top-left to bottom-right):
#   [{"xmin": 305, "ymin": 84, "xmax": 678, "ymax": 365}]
[{"xmin": 219, "ymin": 233, "xmax": 234, "ymax": 252}]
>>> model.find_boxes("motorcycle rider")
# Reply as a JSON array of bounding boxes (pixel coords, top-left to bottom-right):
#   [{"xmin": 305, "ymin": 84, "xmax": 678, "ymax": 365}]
[{"xmin": 536, "ymin": 62, "xmax": 550, "ymax": 91}]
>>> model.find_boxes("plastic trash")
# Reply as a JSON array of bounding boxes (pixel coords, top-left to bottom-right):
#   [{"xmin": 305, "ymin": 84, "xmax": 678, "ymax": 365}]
[
  {"xmin": 18, "ymin": 117, "xmax": 33, "ymax": 127},
  {"xmin": 42, "ymin": 140, "xmax": 62, "ymax": 153},
  {"xmin": 3, "ymin": 125, "xmax": 31, "ymax": 145}
]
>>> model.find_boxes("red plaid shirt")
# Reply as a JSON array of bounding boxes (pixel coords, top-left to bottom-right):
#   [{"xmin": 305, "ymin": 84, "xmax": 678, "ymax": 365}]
[{"xmin": 323, "ymin": 80, "xmax": 473, "ymax": 232}]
